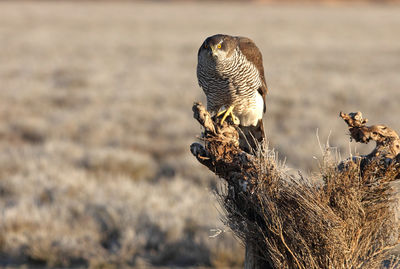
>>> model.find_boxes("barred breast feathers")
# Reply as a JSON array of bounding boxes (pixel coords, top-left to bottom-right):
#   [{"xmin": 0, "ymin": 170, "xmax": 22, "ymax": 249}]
[{"xmin": 197, "ymin": 48, "xmax": 264, "ymax": 126}]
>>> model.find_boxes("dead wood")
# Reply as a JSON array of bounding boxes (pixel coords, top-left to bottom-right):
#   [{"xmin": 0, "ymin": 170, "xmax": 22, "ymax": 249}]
[
  {"xmin": 340, "ymin": 111, "xmax": 400, "ymax": 159},
  {"xmin": 190, "ymin": 103, "xmax": 400, "ymax": 269}
]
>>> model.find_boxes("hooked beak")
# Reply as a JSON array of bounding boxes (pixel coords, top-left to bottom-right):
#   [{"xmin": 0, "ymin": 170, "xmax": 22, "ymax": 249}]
[{"xmin": 209, "ymin": 46, "xmax": 217, "ymax": 57}]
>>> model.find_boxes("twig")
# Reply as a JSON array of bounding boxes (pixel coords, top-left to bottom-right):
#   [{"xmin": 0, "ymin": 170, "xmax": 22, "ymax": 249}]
[{"xmin": 340, "ymin": 111, "xmax": 400, "ymax": 159}]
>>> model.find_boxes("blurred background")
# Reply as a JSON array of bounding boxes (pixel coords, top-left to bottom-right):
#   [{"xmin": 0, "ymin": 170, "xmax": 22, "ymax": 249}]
[{"xmin": 0, "ymin": 0, "xmax": 399, "ymax": 268}]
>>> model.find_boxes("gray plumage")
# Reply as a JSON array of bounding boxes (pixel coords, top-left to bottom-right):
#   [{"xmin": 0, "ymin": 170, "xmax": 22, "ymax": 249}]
[{"xmin": 197, "ymin": 34, "xmax": 268, "ymax": 152}]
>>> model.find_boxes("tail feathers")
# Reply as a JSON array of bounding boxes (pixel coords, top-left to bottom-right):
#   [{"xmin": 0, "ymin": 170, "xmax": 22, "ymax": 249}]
[{"xmin": 239, "ymin": 119, "xmax": 265, "ymax": 154}]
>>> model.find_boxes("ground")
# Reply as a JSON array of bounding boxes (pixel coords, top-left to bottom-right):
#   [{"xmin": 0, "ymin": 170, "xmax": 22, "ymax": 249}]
[{"xmin": 0, "ymin": 1, "xmax": 399, "ymax": 268}]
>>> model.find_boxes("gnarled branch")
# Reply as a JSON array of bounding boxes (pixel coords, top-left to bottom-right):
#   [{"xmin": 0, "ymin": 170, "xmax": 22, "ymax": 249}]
[
  {"xmin": 340, "ymin": 111, "xmax": 400, "ymax": 159},
  {"xmin": 191, "ymin": 104, "xmax": 400, "ymax": 269}
]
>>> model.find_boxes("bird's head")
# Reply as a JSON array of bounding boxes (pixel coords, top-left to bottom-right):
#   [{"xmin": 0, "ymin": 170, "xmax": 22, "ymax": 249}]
[{"xmin": 198, "ymin": 34, "xmax": 237, "ymax": 63}]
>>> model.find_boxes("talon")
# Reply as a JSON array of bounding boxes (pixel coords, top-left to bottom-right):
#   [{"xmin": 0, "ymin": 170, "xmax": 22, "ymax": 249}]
[
  {"xmin": 231, "ymin": 113, "xmax": 239, "ymax": 125},
  {"xmin": 220, "ymin": 105, "xmax": 235, "ymax": 125},
  {"xmin": 216, "ymin": 109, "xmax": 227, "ymax": 117}
]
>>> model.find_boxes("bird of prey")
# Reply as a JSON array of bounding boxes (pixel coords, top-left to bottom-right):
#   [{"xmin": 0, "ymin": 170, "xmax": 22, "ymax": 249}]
[{"xmin": 197, "ymin": 34, "xmax": 268, "ymax": 152}]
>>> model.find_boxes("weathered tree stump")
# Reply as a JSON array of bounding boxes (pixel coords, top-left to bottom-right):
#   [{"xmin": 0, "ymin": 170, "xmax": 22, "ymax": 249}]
[{"xmin": 191, "ymin": 103, "xmax": 400, "ymax": 269}]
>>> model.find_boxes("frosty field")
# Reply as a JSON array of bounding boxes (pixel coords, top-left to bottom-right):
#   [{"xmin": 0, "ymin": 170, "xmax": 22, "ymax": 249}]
[{"xmin": 0, "ymin": 1, "xmax": 399, "ymax": 267}]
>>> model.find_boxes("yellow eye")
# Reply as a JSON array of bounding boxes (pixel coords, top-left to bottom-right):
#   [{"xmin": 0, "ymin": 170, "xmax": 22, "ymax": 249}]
[
  {"xmin": 217, "ymin": 44, "xmax": 222, "ymax": 49},
  {"xmin": 204, "ymin": 44, "xmax": 208, "ymax": 49}
]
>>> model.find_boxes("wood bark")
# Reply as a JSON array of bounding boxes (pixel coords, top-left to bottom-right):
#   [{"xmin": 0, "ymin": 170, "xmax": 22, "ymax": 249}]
[{"xmin": 191, "ymin": 103, "xmax": 400, "ymax": 268}]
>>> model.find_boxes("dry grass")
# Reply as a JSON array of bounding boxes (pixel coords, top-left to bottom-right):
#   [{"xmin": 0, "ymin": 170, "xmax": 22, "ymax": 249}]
[
  {"xmin": 190, "ymin": 103, "xmax": 400, "ymax": 268},
  {"xmin": 219, "ymin": 148, "xmax": 400, "ymax": 268},
  {"xmin": 0, "ymin": 1, "xmax": 399, "ymax": 268}
]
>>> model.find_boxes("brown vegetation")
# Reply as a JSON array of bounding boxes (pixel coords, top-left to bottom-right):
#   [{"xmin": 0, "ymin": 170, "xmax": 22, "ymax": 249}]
[{"xmin": 191, "ymin": 103, "xmax": 400, "ymax": 268}]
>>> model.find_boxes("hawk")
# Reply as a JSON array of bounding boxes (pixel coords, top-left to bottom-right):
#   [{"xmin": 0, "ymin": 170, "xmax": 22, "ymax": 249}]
[{"xmin": 197, "ymin": 34, "xmax": 268, "ymax": 152}]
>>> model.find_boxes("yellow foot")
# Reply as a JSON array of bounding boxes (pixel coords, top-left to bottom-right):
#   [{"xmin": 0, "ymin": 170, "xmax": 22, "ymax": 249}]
[{"xmin": 217, "ymin": 106, "xmax": 237, "ymax": 125}]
